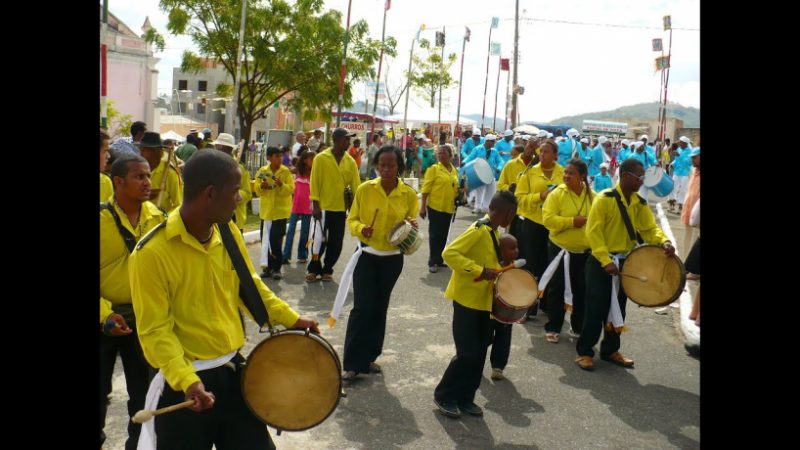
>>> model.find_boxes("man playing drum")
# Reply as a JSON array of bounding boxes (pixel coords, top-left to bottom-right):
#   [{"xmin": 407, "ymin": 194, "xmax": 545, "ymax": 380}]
[
  {"xmin": 130, "ymin": 149, "xmax": 319, "ymax": 450},
  {"xmin": 575, "ymin": 158, "xmax": 675, "ymax": 371},
  {"xmin": 434, "ymin": 191, "xmax": 518, "ymax": 418}
]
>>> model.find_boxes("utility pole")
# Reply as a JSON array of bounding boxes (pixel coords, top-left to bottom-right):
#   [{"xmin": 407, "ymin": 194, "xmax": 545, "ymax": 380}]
[
  {"xmin": 370, "ymin": 1, "xmax": 390, "ymax": 138},
  {"xmin": 336, "ymin": 0, "xmax": 354, "ymax": 127},
  {"xmin": 101, "ymin": 0, "xmax": 109, "ymax": 129},
  {"xmin": 226, "ymin": 0, "xmax": 247, "ymax": 139},
  {"xmin": 510, "ymin": 0, "xmax": 520, "ymax": 129},
  {"xmin": 454, "ymin": 27, "xmax": 469, "ymax": 143},
  {"xmin": 402, "ymin": 25, "xmax": 423, "ymax": 151},
  {"xmin": 437, "ymin": 28, "xmax": 445, "ymax": 126}
]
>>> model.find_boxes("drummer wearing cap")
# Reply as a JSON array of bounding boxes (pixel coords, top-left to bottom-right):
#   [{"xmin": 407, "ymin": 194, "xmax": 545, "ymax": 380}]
[
  {"xmin": 463, "ymin": 134, "xmax": 503, "ymax": 214},
  {"xmin": 434, "ymin": 191, "xmax": 518, "ymax": 419},
  {"xmin": 307, "ymin": 127, "xmax": 361, "ymax": 282},
  {"xmin": 130, "ymin": 149, "xmax": 319, "ymax": 450},
  {"xmin": 495, "ymin": 130, "xmax": 516, "ymax": 166},
  {"xmin": 339, "ymin": 145, "xmax": 419, "ymax": 380},
  {"xmin": 575, "ymin": 158, "xmax": 674, "ymax": 371},
  {"xmin": 138, "ymin": 131, "xmax": 183, "ymax": 213}
]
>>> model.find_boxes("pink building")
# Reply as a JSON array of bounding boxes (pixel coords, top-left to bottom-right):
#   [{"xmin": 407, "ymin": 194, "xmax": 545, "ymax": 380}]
[{"xmin": 101, "ymin": 11, "xmax": 159, "ymax": 134}]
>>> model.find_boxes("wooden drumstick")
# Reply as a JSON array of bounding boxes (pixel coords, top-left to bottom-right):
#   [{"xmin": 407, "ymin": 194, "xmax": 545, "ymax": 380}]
[
  {"xmin": 620, "ymin": 273, "xmax": 648, "ymax": 282},
  {"xmin": 473, "ymin": 258, "xmax": 526, "ymax": 282},
  {"xmin": 370, "ymin": 209, "xmax": 379, "ymax": 228},
  {"xmin": 131, "ymin": 399, "xmax": 196, "ymax": 424}
]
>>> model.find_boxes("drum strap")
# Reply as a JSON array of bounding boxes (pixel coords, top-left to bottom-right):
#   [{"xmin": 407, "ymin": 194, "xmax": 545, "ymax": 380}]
[
  {"xmin": 218, "ymin": 222, "xmax": 273, "ymax": 330},
  {"xmin": 101, "ymin": 201, "xmax": 137, "ymax": 254},
  {"xmin": 607, "ymin": 191, "xmax": 644, "ymax": 244},
  {"xmin": 475, "ymin": 218, "xmax": 502, "ymax": 263}
]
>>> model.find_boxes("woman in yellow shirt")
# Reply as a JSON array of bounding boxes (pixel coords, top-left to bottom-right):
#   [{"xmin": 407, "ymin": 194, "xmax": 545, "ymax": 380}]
[
  {"xmin": 513, "ymin": 140, "xmax": 564, "ymax": 318},
  {"xmin": 420, "ymin": 145, "xmax": 459, "ymax": 273},
  {"xmin": 541, "ymin": 159, "xmax": 594, "ymax": 343},
  {"xmin": 341, "ymin": 146, "xmax": 419, "ymax": 380}
]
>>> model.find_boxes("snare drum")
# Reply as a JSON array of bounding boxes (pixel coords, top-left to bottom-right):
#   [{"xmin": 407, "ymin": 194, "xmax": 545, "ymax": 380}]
[
  {"xmin": 388, "ymin": 221, "xmax": 423, "ymax": 255},
  {"xmin": 621, "ymin": 245, "xmax": 686, "ymax": 308},
  {"xmin": 643, "ymin": 166, "xmax": 674, "ymax": 198},
  {"xmin": 242, "ymin": 330, "xmax": 342, "ymax": 432},
  {"xmin": 492, "ymin": 268, "xmax": 538, "ymax": 324},
  {"xmin": 459, "ymin": 158, "xmax": 494, "ymax": 193}
]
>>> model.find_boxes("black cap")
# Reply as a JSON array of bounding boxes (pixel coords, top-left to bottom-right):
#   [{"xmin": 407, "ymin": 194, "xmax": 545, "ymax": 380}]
[
  {"xmin": 138, "ymin": 131, "xmax": 164, "ymax": 148},
  {"xmin": 332, "ymin": 128, "xmax": 356, "ymax": 140}
]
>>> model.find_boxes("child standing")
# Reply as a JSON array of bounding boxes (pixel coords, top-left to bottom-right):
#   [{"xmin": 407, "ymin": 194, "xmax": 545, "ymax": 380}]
[{"xmin": 283, "ymin": 150, "xmax": 315, "ymax": 264}]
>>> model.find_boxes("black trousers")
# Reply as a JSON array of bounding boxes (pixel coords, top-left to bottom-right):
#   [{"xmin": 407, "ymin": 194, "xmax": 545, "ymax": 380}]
[
  {"xmin": 100, "ymin": 329, "xmax": 151, "ymax": 450},
  {"xmin": 514, "ymin": 217, "xmax": 550, "ymax": 313},
  {"xmin": 343, "ymin": 252, "xmax": 404, "ymax": 373},
  {"xmin": 489, "ymin": 321, "xmax": 512, "ymax": 370},
  {"xmin": 434, "ymin": 302, "xmax": 494, "ymax": 404},
  {"xmin": 685, "ymin": 237, "xmax": 700, "ymax": 275},
  {"xmin": 544, "ymin": 241, "xmax": 589, "ymax": 334},
  {"xmin": 427, "ymin": 206, "xmax": 452, "ymax": 267},
  {"xmin": 307, "ymin": 211, "xmax": 347, "ymax": 276},
  {"xmin": 576, "ymin": 256, "xmax": 629, "ymax": 357},
  {"xmin": 155, "ymin": 354, "xmax": 275, "ymax": 450},
  {"xmin": 261, "ymin": 218, "xmax": 287, "ymax": 272}
]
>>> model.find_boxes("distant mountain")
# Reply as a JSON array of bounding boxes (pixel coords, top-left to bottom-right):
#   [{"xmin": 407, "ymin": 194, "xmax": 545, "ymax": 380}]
[{"xmin": 547, "ymin": 102, "xmax": 699, "ymax": 128}]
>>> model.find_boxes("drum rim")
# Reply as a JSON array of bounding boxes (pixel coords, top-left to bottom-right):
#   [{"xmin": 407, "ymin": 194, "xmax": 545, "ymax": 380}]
[
  {"xmin": 241, "ymin": 330, "xmax": 343, "ymax": 432},
  {"xmin": 471, "ymin": 158, "xmax": 494, "ymax": 183},
  {"xmin": 621, "ymin": 244, "xmax": 686, "ymax": 307}
]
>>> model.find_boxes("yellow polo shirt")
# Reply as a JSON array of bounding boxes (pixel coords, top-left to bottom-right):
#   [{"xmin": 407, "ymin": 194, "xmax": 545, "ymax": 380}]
[
  {"xmin": 130, "ymin": 211, "xmax": 301, "ymax": 392},
  {"xmin": 347, "ymin": 178, "xmax": 419, "ymax": 251},
  {"xmin": 310, "ymin": 149, "xmax": 361, "ymax": 211},
  {"xmin": 254, "ymin": 164, "xmax": 294, "ymax": 221},
  {"xmin": 515, "ymin": 163, "xmax": 565, "ymax": 224},
  {"xmin": 100, "ymin": 200, "xmax": 167, "ymax": 323},
  {"xmin": 496, "ymin": 156, "xmax": 529, "ymax": 192},
  {"xmin": 420, "ymin": 162, "xmax": 458, "ymax": 214},
  {"xmin": 542, "ymin": 184, "xmax": 595, "ymax": 252},
  {"xmin": 442, "ymin": 217, "xmax": 502, "ymax": 311},
  {"xmin": 586, "ymin": 185, "xmax": 670, "ymax": 267},
  {"xmin": 150, "ymin": 160, "xmax": 183, "ymax": 213},
  {"xmin": 100, "ymin": 173, "xmax": 113, "ymax": 203}
]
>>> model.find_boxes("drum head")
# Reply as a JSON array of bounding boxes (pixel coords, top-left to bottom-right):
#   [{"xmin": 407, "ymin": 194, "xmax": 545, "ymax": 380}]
[
  {"xmin": 389, "ymin": 222, "xmax": 410, "ymax": 246},
  {"xmin": 643, "ymin": 167, "xmax": 662, "ymax": 188},
  {"xmin": 621, "ymin": 245, "xmax": 686, "ymax": 307},
  {"xmin": 496, "ymin": 268, "xmax": 538, "ymax": 307},
  {"xmin": 472, "ymin": 158, "xmax": 494, "ymax": 184},
  {"xmin": 242, "ymin": 331, "xmax": 342, "ymax": 431}
]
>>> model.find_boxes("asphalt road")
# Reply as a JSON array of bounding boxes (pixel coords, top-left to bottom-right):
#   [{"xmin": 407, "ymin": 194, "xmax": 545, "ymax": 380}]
[{"xmin": 103, "ymin": 204, "xmax": 699, "ymax": 449}]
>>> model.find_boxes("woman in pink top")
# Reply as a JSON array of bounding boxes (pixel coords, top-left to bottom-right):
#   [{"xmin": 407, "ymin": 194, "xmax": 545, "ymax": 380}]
[{"xmin": 283, "ymin": 150, "xmax": 315, "ymax": 263}]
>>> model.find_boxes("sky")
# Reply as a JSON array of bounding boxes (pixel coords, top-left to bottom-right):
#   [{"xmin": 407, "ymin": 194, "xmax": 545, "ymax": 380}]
[{"xmin": 109, "ymin": 0, "xmax": 699, "ymax": 123}]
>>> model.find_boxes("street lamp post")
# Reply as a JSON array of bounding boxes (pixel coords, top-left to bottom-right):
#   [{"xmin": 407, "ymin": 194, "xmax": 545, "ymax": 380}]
[{"xmin": 174, "ymin": 89, "xmax": 193, "ymax": 131}]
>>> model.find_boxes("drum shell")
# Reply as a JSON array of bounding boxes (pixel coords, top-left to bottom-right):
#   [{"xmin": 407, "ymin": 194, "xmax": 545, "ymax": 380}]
[
  {"xmin": 644, "ymin": 167, "xmax": 674, "ymax": 197},
  {"xmin": 242, "ymin": 331, "xmax": 342, "ymax": 432},
  {"xmin": 492, "ymin": 269, "xmax": 537, "ymax": 324},
  {"xmin": 459, "ymin": 159, "xmax": 494, "ymax": 193},
  {"xmin": 621, "ymin": 245, "xmax": 687, "ymax": 307}
]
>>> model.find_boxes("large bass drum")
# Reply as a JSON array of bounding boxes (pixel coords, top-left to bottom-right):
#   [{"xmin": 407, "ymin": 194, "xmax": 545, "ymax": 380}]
[
  {"xmin": 621, "ymin": 244, "xmax": 686, "ymax": 308},
  {"xmin": 242, "ymin": 330, "xmax": 342, "ymax": 432}
]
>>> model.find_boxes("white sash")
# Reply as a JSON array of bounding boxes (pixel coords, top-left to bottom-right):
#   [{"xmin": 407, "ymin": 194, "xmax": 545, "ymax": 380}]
[
  {"xmin": 537, "ymin": 246, "xmax": 574, "ymax": 309},
  {"xmin": 607, "ymin": 253, "xmax": 626, "ymax": 331},
  {"xmin": 259, "ymin": 220, "xmax": 272, "ymax": 267}
]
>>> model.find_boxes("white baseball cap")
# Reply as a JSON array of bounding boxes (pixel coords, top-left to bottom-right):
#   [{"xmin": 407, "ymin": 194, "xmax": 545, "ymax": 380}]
[
  {"xmin": 679, "ymin": 136, "xmax": 692, "ymax": 144},
  {"xmin": 537, "ymin": 130, "xmax": 548, "ymax": 138},
  {"xmin": 566, "ymin": 128, "xmax": 579, "ymax": 137},
  {"xmin": 598, "ymin": 136, "xmax": 608, "ymax": 145},
  {"xmin": 580, "ymin": 138, "xmax": 589, "ymax": 144},
  {"xmin": 640, "ymin": 135, "xmax": 649, "ymax": 141},
  {"xmin": 503, "ymin": 129, "xmax": 514, "ymax": 137},
  {"xmin": 484, "ymin": 134, "xmax": 498, "ymax": 141}
]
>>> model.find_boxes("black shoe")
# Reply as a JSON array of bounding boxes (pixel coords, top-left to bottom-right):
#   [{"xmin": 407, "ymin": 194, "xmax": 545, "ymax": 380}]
[
  {"xmin": 458, "ymin": 401, "xmax": 484, "ymax": 416},
  {"xmin": 271, "ymin": 271, "xmax": 282, "ymax": 280},
  {"xmin": 260, "ymin": 269, "xmax": 270, "ymax": 278},
  {"xmin": 434, "ymin": 399, "xmax": 461, "ymax": 418},
  {"xmin": 684, "ymin": 343, "xmax": 700, "ymax": 358}
]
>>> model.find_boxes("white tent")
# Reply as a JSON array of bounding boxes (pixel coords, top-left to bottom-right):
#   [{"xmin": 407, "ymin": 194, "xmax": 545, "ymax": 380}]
[
  {"xmin": 388, "ymin": 106, "xmax": 477, "ymax": 126},
  {"xmin": 160, "ymin": 130, "xmax": 184, "ymax": 143}
]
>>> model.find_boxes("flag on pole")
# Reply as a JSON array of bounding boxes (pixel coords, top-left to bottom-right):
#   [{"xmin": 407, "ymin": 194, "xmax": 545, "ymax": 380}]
[
  {"xmin": 385, "ymin": 0, "xmax": 391, "ymax": 10},
  {"xmin": 465, "ymin": 26, "xmax": 471, "ymax": 42},
  {"xmin": 655, "ymin": 55, "xmax": 670, "ymax": 71},
  {"xmin": 490, "ymin": 42, "xmax": 501, "ymax": 56},
  {"xmin": 500, "ymin": 58, "xmax": 510, "ymax": 71},
  {"xmin": 663, "ymin": 15, "xmax": 672, "ymax": 30},
  {"xmin": 491, "ymin": 17, "xmax": 499, "ymax": 28},
  {"xmin": 652, "ymin": 38, "xmax": 663, "ymax": 52}
]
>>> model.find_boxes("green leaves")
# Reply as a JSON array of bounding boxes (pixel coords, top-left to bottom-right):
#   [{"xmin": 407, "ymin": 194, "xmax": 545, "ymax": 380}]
[
  {"xmin": 407, "ymin": 38, "xmax": 458, "ymax": 108},
  {"xmin": 143, "ymin": 28, "xmax": 167, "ymax": 52}
]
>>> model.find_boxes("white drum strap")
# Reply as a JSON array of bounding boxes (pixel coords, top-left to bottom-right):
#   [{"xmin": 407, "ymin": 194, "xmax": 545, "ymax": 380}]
[
  {"xmin": 138, "ymin": 351, "xmax": 237, "ymax": 450},
  {"xmin": 538, "ymin": 247, "xmax": 575, "ymax": 312},
  {"xmin": 310, "ymin": 211, "xmax": 326, "ymax": 259},
  {"xmin": 259, "ymin": 220, "xmax": 272, "ymax": 267},
  {"xmin": 607, "ymin": 253, "xmax": 627, "ymax": 333}
]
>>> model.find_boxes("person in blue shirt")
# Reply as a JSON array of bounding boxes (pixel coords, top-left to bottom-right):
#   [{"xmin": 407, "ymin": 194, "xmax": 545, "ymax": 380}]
[
  {"xmin": 588, "ymin": 136, "xmax": 607, "ymax": 181},
  {"xmin": 463, "ymin": 134, "xmax": 502, "ymax": 214},
  {"xmin": 593, "ymin": 163, "xmax": 614, "ymax": 191},
  {"xmin": 461, "ymin": 132, "xmax": 483, "ymax": 162},
  {"xmin": 617, "ymin": 139, "xmax": 631, "ymax": 162},
  {"xmin": 640, "ymin": 135, "xmax": 657, "ymax": 165},
  {"xmin": 668, "ymin": 136, "xmax": 694, "ymax": 213},
  {"xmin": 495, "ymin": 129, "xmax": 516, "ymax": 167},
  {"xmin": 629, "ymin": 140, "xmax": 655, "ymax": 170},
  {"xmin": 575, "ymin": 137, "xmax": 592, "ymax": 169},
  {"xmin": 557, "ymin": 128, "xmax": 579, "ymax": 166}
]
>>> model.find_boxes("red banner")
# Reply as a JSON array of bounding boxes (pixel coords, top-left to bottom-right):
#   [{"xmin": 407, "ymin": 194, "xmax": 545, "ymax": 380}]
[{"xmin": 500, "ymin": 58, "xmax": 510, "ymax": 71}]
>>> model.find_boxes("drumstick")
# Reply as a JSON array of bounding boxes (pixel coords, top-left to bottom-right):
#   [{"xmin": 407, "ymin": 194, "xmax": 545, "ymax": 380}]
[
  {"xmin": 620, "ymin": 273, "xmax": 648, "ymax": 282},
  {"xmin": 473, "ymin": 258, "xmax": 526, "ymax": 282},
  {"xmin": 370, "ymin": 209, "xmax": 379, "ymax": 228},
  {"xmin": 131, "ymin": 399, "xmax": 195, "ymax": 424}
]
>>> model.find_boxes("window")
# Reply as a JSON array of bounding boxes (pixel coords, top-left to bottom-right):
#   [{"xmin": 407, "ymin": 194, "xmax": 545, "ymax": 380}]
[
  {"xmin": 178, "ymin": 80, "xmax": 188, "ymax": 90},
  {"xmin": 198, "ymin": 80, "xmax": 207, "ymax": 92},
  {"xmin": 197, "ymin": 103, "xmax": 206, "ymax": 114}
]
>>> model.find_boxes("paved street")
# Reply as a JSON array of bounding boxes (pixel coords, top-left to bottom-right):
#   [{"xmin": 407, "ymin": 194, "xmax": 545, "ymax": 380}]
[{"xmin": 104, "ymin": 204, "xmax": 699, "ymax": 449}]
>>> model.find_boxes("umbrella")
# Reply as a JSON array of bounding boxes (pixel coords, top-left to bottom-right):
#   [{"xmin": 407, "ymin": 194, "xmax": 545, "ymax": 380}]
[{"xmin": 513, "ymin": 124, "xmax": 540, "ymax": 135}]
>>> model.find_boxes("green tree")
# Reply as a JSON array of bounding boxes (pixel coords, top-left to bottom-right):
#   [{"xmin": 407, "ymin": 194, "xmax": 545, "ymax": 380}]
[
  {"xmin": 408, "ymin": 38, "xmax": 458, "ymax": 108},
  {"xmin": 161, "ymin": 0, "xmax": 395, "ymax": 141},
  {"xmin": 102, "ymin": 100, "xmax": 133, "ymax": 138}
]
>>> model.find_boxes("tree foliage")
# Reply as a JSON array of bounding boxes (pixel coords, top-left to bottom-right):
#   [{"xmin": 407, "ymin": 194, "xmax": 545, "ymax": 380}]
[
  {"xmin": 102, "ymin": 100, "xmax": 133, "ymax": 138},
  {"xmin": 407, "ymin": 38, "xmax": 458, "ymax": 108},
  {"xmin": 160, "ymin": 0, "xmax": 396, "ymax": 140}
]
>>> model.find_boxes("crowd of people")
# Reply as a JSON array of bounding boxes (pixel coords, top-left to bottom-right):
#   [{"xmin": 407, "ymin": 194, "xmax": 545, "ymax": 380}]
[{"xmin": 100, "ymin": 120, "xmax": 700, "ymax": 447}]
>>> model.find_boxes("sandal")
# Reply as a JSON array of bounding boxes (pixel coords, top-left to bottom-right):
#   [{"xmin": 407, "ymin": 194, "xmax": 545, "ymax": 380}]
[
  {"xmin": 321, "ymin": 274, "xmax": 334, "ymax": 282},
  {"xmin": 545, "ymin": 332, "xmax": 560, "ymax": 343},
  {"xmin": 306, "ymin": 273, "xmax": 319, "ymax": 282}
]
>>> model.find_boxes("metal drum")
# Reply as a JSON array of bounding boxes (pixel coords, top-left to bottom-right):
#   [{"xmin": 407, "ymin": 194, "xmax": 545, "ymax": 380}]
[
  {"xmin": 643, "ymin": 166, "xmax": 674, "ymax": 198},
  {"xmin": 459, "ymin": 158, "xmax": 494, "ymax": 193}
]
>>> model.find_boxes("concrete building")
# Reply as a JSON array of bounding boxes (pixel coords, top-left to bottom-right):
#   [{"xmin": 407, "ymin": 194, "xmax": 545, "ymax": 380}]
[
  {"xmin": 102, "ymin": 10, "xmax": 160, "ymax": 133},
  {"xmin": 621, "ymin": 117, "xmax": 685, "ymax": 143}
]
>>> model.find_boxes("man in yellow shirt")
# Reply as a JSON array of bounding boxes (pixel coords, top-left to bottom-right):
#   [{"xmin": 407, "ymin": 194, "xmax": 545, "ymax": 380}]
[
  {"xmin": 575, "ymin": 158, "xmax": 674, "ymax": 371},
  {"xmin": 100, "ymin": 154, "xmax": 167, "ymax": 449},
  {"xmin": 138, "ymin": 132, "xmax": 183, "ymax": 213},
  {"xmin": 434, "ymin": 191, "xmax": 518, "ymax": 419},
  {"xmin": 307, "ymin": 128, "xmax": 361, "ymax": 282},
  {"xmin": 130, "ymin": 149, "xmax": 319, "ymax": 449},
  {"xmin": 212, "ymin": 133, "xmax": 252, "ymax": 234},
  {"xmin": 255, "ymin": 146, "xmax": 295, "ymax": 279},
  {"xmin": 100, "ymin": 130, "xmax": 113, "ymax": 202}
]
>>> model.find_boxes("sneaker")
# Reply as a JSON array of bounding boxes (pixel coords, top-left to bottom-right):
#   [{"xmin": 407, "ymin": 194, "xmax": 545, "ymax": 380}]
[
  {"xmin": 429, "ymin": 265, "xmax": 439, "ymax": 273},
  {"xmin": 654, "ymin": 307, "xmax": 669, "ymax": 315},
  {"xmin": 434, "ymin": 399, "xmax": 461, "ymax": 418},
  {"xmin": 342, "ymin": 370, "xmax": 358, "ymax": 381},
  {"xmin": 458, "ymin": 401, "xmax": 484, "ymax": 416},
  {"xmin": 490, "ymin": 368, "xmax": 505, "ymax": 380},
  {"xmin": 298, "ymin": 258, "xmax": 308, "ymax": 264}
]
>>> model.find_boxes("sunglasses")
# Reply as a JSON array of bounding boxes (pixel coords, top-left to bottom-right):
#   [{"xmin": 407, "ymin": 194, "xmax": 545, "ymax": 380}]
[{"xmin": 623, "ymin": 171, "xmax": 645, "ymax": 182}]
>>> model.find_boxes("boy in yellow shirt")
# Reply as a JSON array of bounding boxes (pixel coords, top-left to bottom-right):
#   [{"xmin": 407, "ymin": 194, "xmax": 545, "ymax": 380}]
[
  {"xmin": 254, "ymin": 146, "xmax": 295, "ymax": 279},
  {"xmin": 434, "ymin": 191, "xmax": 518, "ymax": 418}
]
